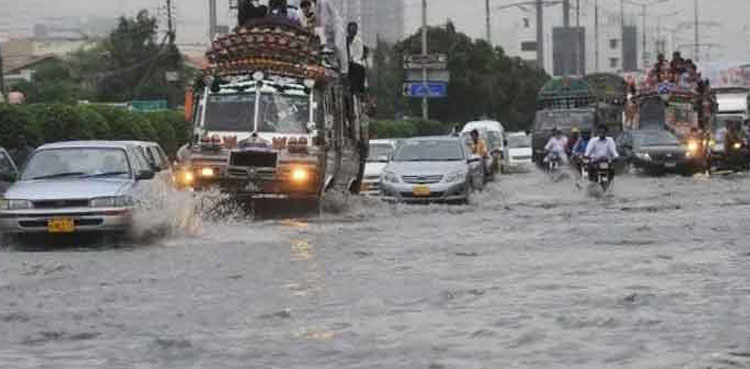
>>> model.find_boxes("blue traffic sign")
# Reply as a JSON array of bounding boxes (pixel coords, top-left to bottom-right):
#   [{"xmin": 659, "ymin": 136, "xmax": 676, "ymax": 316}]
[{"xmin": 403, "ymin": 82, "xmax": 448, "ymax": 98}]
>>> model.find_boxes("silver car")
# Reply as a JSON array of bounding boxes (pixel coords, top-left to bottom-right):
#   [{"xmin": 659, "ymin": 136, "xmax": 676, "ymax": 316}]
[
  {"xmin": 0, "ymin": 141, "xmax": 158, "ymax": 236},
  {"xmin": 380, "ymin": 136, "xmax": 484, "ymax": 204},
  {"xmin": 0, "ymin": 147, "xmax": 19, "ymax": 195}
]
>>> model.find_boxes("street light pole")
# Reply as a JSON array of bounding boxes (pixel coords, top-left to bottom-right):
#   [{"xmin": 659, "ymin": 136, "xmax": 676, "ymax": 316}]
[
  {"xmin": 694, "ymin": 0, "xmax": 699, "ymax": 61},
  {"xmin": 641, "ymin": 4, "xmax": 647, "ymax": 69},
  {"xmin": 595, "ymin": 0, "xmax": 600, "ymax": 72},
  {"xmin": 536, "ymin": 0, "xmax": 544, "ymax": 70},
  {"xmin": 0, "ymin": 40, "xmax": 6, "ymax": 100},
  {"xmin": 485, "ymin": 0, "xmax": 492, "ymax": 44},
  {"xmin": 421, "ymin": 0, "xmax": 428, "ymax": 120}
]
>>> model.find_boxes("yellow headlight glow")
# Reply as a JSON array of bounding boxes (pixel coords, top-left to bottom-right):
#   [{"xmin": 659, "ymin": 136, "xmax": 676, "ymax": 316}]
[
  {"xmin": 291, "ymin": 167, "xmax": 310, "ymax": 183},
  {"xmin": 687, "ymin": 141, "xmax": 699, "ymax": 152},
  {"xmin": 200, "ymin": 167, "xmax": 215, "ymax": 178},
  {"xmin": 734, "ymin": 143, "xmax": 742, "ymax": 150}
]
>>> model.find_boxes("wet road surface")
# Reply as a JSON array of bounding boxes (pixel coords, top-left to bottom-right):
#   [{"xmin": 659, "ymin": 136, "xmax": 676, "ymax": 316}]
[{"xmin": 1, "ymin": 171, "xmax": 750, "ymax": 368}]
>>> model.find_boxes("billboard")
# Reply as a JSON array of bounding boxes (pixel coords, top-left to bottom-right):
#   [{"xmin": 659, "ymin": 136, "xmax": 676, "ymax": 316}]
[{"xmin": 552, "ymin": 27, "xmax": 586, "ymax": 76}]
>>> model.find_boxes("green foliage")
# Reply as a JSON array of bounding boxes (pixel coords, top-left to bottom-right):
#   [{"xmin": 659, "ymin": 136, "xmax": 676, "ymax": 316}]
[
  {"xmin": 370, "ymin": 119, "xmax": 457, "ymax": 139},
  {"xmin": 14, "ymin": 59, "xmax": 84, "ymax": 104},
  {"xmin": 0, "ymin": 104, "xmax": 187, "ymax": 157},
  {"xmin": 0, "ymin": 104, "xmax": 42, "ymax": 147},
  {"xmin": 370, "ymin": 22, "xmax": 549, "ymax": 132}
]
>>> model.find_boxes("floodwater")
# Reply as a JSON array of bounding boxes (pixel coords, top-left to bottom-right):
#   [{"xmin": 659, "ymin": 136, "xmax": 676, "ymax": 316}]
[{"xmin": 1, "ymin": 171, "xmax": 750, "ymax": 369}]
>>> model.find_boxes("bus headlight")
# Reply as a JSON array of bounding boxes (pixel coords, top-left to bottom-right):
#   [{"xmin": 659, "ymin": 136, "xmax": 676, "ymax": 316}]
[
  {"xmin": 291, "ymin": 167, "xmax": 310, "ymax": 183},
  {"xmin": 200, "ymin": 167, "xmax": 215, "ymax": 178}
]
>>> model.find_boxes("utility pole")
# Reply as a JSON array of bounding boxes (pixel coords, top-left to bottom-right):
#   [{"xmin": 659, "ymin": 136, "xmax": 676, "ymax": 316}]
[
  {"xmin": 421, "ymin": 0, "xmax": 428, "ymax": 120},
  {"xmin": 485, "ymin": 0, "xmax": 492, "ymax": 44},
  {"xmin": 0, "ymin": 40, "xmax": 6, "ymax": 100},
  {"xmin": 209, "ymin": 0, "xmax": 217, "ymax": 41},
  {"xmin": 562, "ymin": 0, "xmax": 570, "ymax": 27},
  {"xmin": 595, "ymin": 0, "xmax": 599, "ymax": 72},
  {"xmin": 576, "ymin": 0, "xmax": 582, "ymax": 75},
  {"xmin": 166, "ymin": 0, "xmax": 175, "ymax": 44},
  {"xmin": 536, "ymin": 0, "xmax": 544, "ymax": 70},
  {"xmin": 620, "ymin": 0, "xmax": 625, "ymax": 71},
  {"xmin": 693, "ymin": 0, "xmax": 699, "ymax": 61},
  {"xmin": 641, "ymin": 4, "xmax": 647, "ymax": 69}
]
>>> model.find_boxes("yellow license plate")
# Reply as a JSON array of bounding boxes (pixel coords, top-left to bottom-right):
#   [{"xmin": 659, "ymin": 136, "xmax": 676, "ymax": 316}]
[
  {"xmin": 48, "ymin": 218, "xmax": 75, "ymax": 233},
  {"xmin": 360, "ymin": 183, "xmax": 370, "ymax": 192},
  {"xmin": 413, "ymin": 185, "xmax": 431, "ymax": 197}
]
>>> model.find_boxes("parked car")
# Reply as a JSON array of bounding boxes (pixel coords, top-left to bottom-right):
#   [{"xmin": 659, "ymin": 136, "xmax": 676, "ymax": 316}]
[
  {"xmin": 503, "ymin": 132, "xmax": 533, "ymax": 172},
  {"xmin": 617, "ymin": 130, "xmax": 698, "ymax": 174},
  {"xmin": 0, "ymin": 141, "xmax": 162, "ymax": 237},
  {"xmin": 380, "ymin": 136, "xmax": 484, "ymax": 204},
  {"xmin": 121, "ymin": 141, "xmax": 173, "ymax": 186},
  {"xmin": 361, "ymin": 139, "xmax": 400, "ymax": 196},
  {"xmin": 0, "ymin": 147, "xmax": 19, "ymax": 194},
  {"xmin": 462, "ymin": 120, "xmax": 505, "ymax": 177}
]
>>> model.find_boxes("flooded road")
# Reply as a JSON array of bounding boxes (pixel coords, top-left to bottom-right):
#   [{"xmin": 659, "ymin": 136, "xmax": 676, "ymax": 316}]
[{"xmin": 2, "ymin": 171, "xmax": 750, "ymax": 369}]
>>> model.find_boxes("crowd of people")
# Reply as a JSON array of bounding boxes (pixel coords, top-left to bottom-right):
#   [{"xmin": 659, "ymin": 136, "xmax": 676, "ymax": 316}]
[
  {"xmin": 235, "ymin": 0, "xmax": 367, "ymax": 94},
  {"xmin": 642, "ymin": 51, "xmax": 711, "ymax": 94}
]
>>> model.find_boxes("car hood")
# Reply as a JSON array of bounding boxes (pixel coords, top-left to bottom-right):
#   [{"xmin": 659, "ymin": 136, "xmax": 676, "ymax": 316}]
[
  {"xmin": 508, "ymin": 147, "xmax": 532, "ymax": 157},
  {"xmin": 386, "ymin": 160, "xmax": 467, "ymax": 175},
  {"xmin": 4, "ymin": 178, "xmax": 132, "ymax": 200},
  {"xmin": 638, "ymin": 145, "xmax": 686, "ymax": 154},
  {"xmin": 364, "ymin": 162, "xmax": 389, "ymax": 177}
]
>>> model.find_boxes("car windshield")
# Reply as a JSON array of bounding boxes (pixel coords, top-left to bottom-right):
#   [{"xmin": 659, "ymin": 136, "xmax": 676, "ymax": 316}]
[
  {"xmin": 393, "ymin": 140, "xmax": 465, "ymax": 162},
  {"xmin": 507, "ymin": 135, "xmax": 531, "ymax": 148},
  {"xmin": 204, "ymin": 90, "xmax": 310, "ymax": 134},
  {"xmin": 633, "ymin": 132, "xmax": 681, "ymax": 147},
  {"xmin": 368, "ymin": 144, "xmax": 395, "ymax": 162},
  {"xmin": 22, "ymin": 148, "xmax": 132, "ymax": 180}
]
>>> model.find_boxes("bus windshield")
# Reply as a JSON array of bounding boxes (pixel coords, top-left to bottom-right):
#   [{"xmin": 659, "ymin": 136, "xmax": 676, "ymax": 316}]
[
  {"xmin": 535, "ymin": 110, "xmax": 595, "ymax": 131},
  {"xmin": 204, "ymin": 89, "xmax": 311, "ymax": 134}
]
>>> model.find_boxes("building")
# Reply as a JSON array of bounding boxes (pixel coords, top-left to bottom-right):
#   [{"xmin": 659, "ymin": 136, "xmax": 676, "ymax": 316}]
[
  {"xmin": 2, "ymin": 55, "xmax": 62, "ymax": 86},
  {"xmin": 1, "ymin": 37, "xmax": 93, "ymax": 70}
]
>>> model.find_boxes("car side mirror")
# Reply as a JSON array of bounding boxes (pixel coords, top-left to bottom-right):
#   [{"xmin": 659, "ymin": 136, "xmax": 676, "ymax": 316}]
[
  {"xmin": 135, "ymin": 170, "xmax": 155, "ymax": 181},
  {"xmin": 468, "ymin": 155, "xmax": 482, "ymax": 163},
  {"xmin": 0, "ymin": 171, "xmax": 16, "ymax": 182},
  {"xmin": 150, "ymin": 164, "xmax": 162, "ymax": 173}
]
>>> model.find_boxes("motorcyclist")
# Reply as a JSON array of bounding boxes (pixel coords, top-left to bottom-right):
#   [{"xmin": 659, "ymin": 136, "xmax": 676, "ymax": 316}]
[
  {"xmin": 568, "ymin": 127, "xmax": 580, "ymax": 154},
  {"xmin": 468, "ymin": 129, "xmax": 490, "ymax": 178},
  {"xmin": 544, "ymin": 128, "xmax": 568, "ymax": 166},
  {"xmin": 724, "ymin": 120, "xmax": 747, "ymax": 170},
  {"xmin": 585, "ymin": 125, "xmax": 619, "ymax": 181},
  {"xmin": 570, "ymin": 129, "xmax": 591, "ymax": 173}
]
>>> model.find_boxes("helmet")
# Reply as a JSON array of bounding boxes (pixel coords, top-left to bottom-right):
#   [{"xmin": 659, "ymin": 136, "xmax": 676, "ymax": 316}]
[{"xmin": 571, "ymin": 127, "xmax": 580, "ymax": 134}]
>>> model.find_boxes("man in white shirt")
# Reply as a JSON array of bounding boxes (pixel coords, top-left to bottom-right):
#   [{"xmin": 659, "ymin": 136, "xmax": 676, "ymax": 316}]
[
  {"xmin": 585, "ymin": 125, "xmax": 619, "ymax": 161},
  {"xmin": 544, "ymin": 128, "xmax": 569, "ymax": 164},
  {"xmin": 347, "ymin": 22, "xmax": 366, "ymax": 94}
]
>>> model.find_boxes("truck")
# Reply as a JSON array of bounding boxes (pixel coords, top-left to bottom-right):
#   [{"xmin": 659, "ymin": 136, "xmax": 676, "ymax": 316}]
[
  {"xmin": 532, "ymin": 74, "xmax": 627, "ymax": 166},
  {"xmin": 175, "ymin": 17, "xmax": 368, "ymax": 207}
]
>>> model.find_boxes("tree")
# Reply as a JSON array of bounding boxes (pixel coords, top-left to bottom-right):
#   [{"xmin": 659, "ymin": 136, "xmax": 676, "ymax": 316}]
[
  {"xmin": 72, "ymin": 10, "xmax": 184, "ymax": 105},
  {"xmin": 371, "ymin": 23, "xmax": 549, "ymax": 132},
  {"xmin": 14, "ymin": 59, "xmax": 83, "ymax": 104}
]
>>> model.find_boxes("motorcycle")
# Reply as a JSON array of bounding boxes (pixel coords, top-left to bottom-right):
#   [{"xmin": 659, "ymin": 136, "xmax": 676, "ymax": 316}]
[
  {"xmin": 589, "ymin": 158, "xmax": 614, "ymax": 192},
  {"xmin": 546, "ymin": 152, "xmax": 562, "ymax": 174}
]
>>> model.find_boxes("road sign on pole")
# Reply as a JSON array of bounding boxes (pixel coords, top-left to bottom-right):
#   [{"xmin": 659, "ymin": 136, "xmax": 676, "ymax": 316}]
[
  {"xmin": 406, "ymin": 69, "xmax": 451, "ymax": 82},
  {"xmin": 403, "ymin": 82, "xmax": 448, "ymax": 98},
  {"xmin": 403, "ymin": 53, "xmax": 448, "ymax": 70}
]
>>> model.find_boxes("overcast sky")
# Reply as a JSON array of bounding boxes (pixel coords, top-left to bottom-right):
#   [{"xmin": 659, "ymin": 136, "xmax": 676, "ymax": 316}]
[{"xmin": 1, "ymin": 0, "xmax": 749, "ymax": 64}]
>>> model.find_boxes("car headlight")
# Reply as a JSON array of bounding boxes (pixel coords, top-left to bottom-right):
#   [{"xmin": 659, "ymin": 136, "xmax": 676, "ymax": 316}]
[
  {"xmin": 90, "ymin": 196, "xmax": 134, "ymax": 208},
  {"xmin": 444, "ymin": 170, "xmax": 466, "ymax": 183},
  {"xmin": 635, "ymin": 152, "xmax": 651, "ymax": 161},
  {"xmin": 687, "ymin": 141, "xmax": 700, "ymax": 153},
  {"xmin": 0, "ymin": 199, "xmax": 33, "ymax": 210},
  {"xmin": 382, "ymin": 171, "xmax": 400, "ymax": 183}
]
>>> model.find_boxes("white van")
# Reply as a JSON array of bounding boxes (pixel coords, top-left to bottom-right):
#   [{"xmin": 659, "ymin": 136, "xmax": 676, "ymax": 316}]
[{"xmin": 461, "ymin": 120, "xmax": 506, "ymax": 177}]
